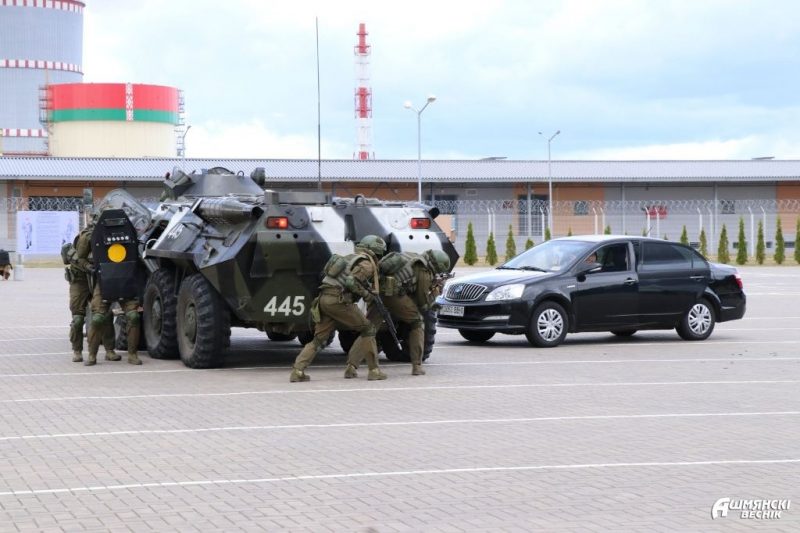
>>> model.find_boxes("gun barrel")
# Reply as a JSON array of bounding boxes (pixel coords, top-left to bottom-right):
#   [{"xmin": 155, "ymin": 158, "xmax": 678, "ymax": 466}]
[{"xmin": 195, "ymin": 198, "xmax": 264, "ymax": 224}]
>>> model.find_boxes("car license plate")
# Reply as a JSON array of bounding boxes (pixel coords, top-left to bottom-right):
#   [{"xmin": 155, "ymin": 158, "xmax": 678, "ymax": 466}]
[{"xmin": 439, "ymin": 304, "xmax": 465, "ymax": 317}]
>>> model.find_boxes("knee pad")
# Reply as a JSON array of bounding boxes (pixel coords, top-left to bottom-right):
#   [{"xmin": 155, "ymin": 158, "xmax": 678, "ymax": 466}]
[
  {"xmin": 91, "ymin": 312, "xmax": 109, "ymax": 327},
  {"xmin": 125, "ymin": 310, "xmax": 141, "ymax": 326},
  {"xmin": 359, "ymin": 323, "xmax": 377, "ymax": 338},
  {"xmin": 71, "ymin": 315, "xmax": 85, "ymax": 328}
]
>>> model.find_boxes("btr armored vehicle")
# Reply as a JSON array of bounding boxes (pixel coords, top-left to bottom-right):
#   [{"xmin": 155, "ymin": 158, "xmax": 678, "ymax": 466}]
[{"xmin": 96, "ymin": 167, "xmax": 458, "ymax": 368}]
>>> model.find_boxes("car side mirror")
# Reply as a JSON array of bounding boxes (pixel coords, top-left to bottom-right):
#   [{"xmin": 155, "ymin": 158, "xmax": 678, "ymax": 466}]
[{"xmin": 580, "ymin": 262, "xmax": 603, "ymax": 275}]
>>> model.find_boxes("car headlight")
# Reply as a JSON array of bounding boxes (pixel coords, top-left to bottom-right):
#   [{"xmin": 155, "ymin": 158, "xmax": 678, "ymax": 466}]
[{"xmin": 485, "ymin": 284, "xmax": 525, "ymax": 301}]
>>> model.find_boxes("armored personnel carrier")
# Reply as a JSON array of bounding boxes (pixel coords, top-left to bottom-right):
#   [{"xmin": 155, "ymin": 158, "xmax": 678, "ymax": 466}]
[{"xmin": 96, "ymin": 167, "xmax": 458, "ymax": 368}]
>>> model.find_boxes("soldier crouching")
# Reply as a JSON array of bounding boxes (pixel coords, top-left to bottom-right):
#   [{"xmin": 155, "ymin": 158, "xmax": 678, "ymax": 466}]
[{"xmin": 291, "ymin": 235, "xmax": 388, "ymax": 382}]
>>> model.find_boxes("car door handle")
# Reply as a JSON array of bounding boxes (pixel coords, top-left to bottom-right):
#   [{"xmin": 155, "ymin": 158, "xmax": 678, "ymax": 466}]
[
  {"xmin": 690, "ymin": 275, "xmax": 705, "ymax": 282},
  {"xmin": 623, "ymin": 278, "xmax": 638, "ymax": 286}
]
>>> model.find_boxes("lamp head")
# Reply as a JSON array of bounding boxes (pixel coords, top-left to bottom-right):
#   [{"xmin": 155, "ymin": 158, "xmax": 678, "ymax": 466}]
[{"xmin": 427, "ymin": 95, "xmax": 437, "ymax": 103}]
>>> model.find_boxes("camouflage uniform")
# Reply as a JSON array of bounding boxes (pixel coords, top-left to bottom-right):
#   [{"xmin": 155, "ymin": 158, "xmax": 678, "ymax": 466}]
[
  {"xmin": 87, "ymin": 281, "xmax": 141, "ymax": 366},
  {"xmin": 66, "ymin": 225, "xmax": 117, "ymax": 363},
  {"xmin": 361, "ymin": 249, "xmax": 451, "ymax": 375},
  {"xmin": 291, "ymin": 236, "xmax": 388, "ymax": 382}
]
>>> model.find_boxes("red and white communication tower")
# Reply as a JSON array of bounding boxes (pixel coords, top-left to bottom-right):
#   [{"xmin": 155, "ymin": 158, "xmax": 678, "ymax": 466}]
[{"xmin": 354, "ymin": 23, "xmax": 373, "ymax": 160}]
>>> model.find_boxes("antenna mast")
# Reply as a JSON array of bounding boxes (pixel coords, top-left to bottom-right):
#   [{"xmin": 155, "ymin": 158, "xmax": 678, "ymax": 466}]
[{"xmin": 354, "ymin": 23, "xmax": 373, "ymax": 160}]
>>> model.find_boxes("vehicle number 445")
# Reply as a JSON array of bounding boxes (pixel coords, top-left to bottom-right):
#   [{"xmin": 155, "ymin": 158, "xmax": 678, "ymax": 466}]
[{"xmin": 264, "ymin": 296, "xmax": 305, "ymax": 316}]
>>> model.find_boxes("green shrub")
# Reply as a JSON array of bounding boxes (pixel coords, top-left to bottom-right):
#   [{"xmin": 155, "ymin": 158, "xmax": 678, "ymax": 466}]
[
  {"xmin": 775, "ymin": 217, "xmax": 785, "ymax": 264},
  {"xmin": 544, "ymin": 227, "xmax": 552, "ymax": 241},
  {"xmin": 736, "ymin": 217, "xmax": 747, "ymax": 265},
  {"xmin": 680, "ymin": 226, "xmax": 688, "ymax": 245},
  {"xmin": 486, "ymin": 232, "xmax": 498, "ymax": 265},
  {"xmin": 525, "ymin": 238, "xmax": 534, "ymax": 250},
  {"xmin": 699, "ymin": 229, "xmax": 708, "ymax": 257},
  {"xmin": 464, "ymin": 222, "xmax": 477, "ymax": 265},
  {"xmin": 505, "ymin": 224, "xmax": 516, "ymax": 261},
  {"xmin": 718, "ymin": 224, "xmax": 730, "ymax": 264},
  {"xmin": 604, "ymin": 225, "xmax": 611, "ymax": 235},
  {"xmin": 756, "ymin": 220, "xmax": 765, "ymax": 265}
]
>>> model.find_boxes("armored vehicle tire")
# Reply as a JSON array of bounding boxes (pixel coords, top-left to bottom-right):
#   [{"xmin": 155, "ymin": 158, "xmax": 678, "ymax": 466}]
[
  {"xmin": 380, "ymin": 311, "xmax": 437, "ymax": 362},
  {"xmin": 458, "ymin": 329, "xmax": 495, "ymax": 343},
  {"xmin": 143, "ymin": 269, "xmax": 179, "ymax": 359},
  {"xmin": 338, "ymin": 330, "xmax": 358, "ymax": 354},
  {"xmin": 114, "ymin": 313, "xmax": 147, "ymax": 351},
  {"xmin": 176, "ymin": 273, "xmax": 231, "ymax": 368},
  {"xmin": 267, "ymin": 332, "xmax": 297, "ymax": 342}
]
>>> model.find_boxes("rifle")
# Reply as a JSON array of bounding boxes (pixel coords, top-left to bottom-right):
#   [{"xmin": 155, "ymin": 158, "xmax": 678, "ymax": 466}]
[
  {"xmin": 430, "ymin": 271, "xmax": 455, "ymax": 298},
  {"xmin": 359, "ymin": 279, "xmax": 402, "ymax": 352}
]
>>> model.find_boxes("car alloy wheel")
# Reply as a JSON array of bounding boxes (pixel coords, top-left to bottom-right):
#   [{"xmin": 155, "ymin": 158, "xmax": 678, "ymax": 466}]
[{"xmin": 526, "ymin": 301, "xmax": 568, "ymax": 348}]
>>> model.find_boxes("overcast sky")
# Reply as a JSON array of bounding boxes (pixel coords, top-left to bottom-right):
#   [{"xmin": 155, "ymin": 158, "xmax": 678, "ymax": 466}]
[{"xmin": 83, "ymin": 0, "xmax": 800, "ymax": 160}]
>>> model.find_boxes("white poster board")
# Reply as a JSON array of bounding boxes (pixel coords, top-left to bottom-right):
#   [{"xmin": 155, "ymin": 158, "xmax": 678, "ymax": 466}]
[{"xmin": 16, "ymin": 211, "xmax": 80, "ymax": 254}]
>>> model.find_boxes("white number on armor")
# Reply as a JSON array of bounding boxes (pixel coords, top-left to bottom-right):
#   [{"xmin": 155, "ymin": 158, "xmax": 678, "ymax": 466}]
[{"xmin": 264, "ymin": 296, "xmax": 305, "ymax": 316}]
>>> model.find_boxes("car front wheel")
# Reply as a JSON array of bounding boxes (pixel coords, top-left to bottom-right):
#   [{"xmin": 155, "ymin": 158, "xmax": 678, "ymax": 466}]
[
  {"xmin": 458, "ymin": 329, "xmax": 495, "ymax": 343},
  {"xmin": 677, "ymin": 299, "xmax": 715, "ymax": 341},
  {"xmin": 525, "ymin": 301, "xmax": 568, "ymax": 347}
]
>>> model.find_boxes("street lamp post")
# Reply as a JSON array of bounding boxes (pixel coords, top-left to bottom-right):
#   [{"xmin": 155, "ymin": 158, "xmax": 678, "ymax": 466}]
[
  {"xmin": 404, "ymin": 95, "xmax": 436, "ymax": 203},
  {"xmin": 538, "ymin": 130, "xmax": 560, "ymax": 232}
]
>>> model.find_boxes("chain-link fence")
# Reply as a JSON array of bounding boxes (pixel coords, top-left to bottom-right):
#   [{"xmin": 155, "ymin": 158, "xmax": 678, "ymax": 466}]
[
  {"xmin": 433, "ymin": 198, "xmax": 800, "ymax": 260},
  {"xmin": 2, "ymin": 196, "xmax": 800, "ymax": 262}
]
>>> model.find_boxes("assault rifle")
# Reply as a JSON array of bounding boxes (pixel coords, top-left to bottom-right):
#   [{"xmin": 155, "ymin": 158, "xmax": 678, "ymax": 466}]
[{"xmin": 360, "ymin": 280, "xmax": 402, "ymax": 352}]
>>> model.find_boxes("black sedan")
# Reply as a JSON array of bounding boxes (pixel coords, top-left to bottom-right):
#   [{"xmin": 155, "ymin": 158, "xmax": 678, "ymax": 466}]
[{"xmin": 436, "ymin": 235, "xmax": 746, "ymax": 347}]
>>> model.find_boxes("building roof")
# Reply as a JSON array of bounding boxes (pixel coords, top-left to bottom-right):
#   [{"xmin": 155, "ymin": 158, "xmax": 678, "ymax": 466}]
[{"xmin": 1, "ymin": 157, "xmax": 799, "ymax": 183}]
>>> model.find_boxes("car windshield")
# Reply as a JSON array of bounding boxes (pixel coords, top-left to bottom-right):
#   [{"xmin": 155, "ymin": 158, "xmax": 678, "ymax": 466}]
[{"xmin": 501, "ymin": 240, "xmax": 593, "ymax": 272}]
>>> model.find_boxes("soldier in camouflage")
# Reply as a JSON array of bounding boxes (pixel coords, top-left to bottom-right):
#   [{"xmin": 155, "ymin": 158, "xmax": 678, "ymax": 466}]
[
  {"xmin": 64, "ymin": 222, "xmax": 117, "ymax": 364},
  {"xmin": 353, "ymin": 249, "xmax": 451, "ymax": 376},
  {"xmin": 87, "ymin": 282, "xmax": 142, "ymax": 366},
  {"xmin": 291, "ymin": 235, "xmax": 388, "ymax": 382}
]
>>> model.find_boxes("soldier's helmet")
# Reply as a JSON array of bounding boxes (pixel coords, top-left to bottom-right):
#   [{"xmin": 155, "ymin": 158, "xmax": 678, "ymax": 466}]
[
  {"xmin": 357, "ymin": 235, "xmax": 387, "ymax": 257},
  {"xmin": 425, "ymin": 249, "xmax": 451, "ymax": 273}
]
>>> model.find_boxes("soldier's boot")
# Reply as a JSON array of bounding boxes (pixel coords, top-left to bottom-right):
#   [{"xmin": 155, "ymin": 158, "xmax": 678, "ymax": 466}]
[
  {"xmin": 412, "ymin": 364, "xmax": 426, "ymax": 376},
  {"xmin": 127, "ymin": 353, "xmax": 142, "ymax": 365},
  {"xmin": 368, "ymin": 368, "xmax": 387, "ymax": 380},
  {"xmin": 344, "ymin": 364, "xmax": 359, "ymax": 379},
  {"xmin": 290, "ymin": 367, "xmax": 310, "ymax": 382},
  {"xmin": 105, "ymin": 350, "xmax": 121, "ymax": 361},
  {"xmin": 72, "ymin": 351, "xmax": 83, "ymax": 363},
  {"xmin": 84, "ymin": 353, "xmax": 97, "ymax": 366}
]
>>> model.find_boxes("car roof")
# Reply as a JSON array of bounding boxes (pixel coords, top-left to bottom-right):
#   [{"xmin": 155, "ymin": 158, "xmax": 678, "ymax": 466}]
[{"xmin": 553, "ymin": 234, "xmax": 684, "ymax": 245}]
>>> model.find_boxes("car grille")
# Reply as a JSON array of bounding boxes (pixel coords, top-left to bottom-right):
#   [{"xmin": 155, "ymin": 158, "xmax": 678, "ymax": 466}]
[{"xmin": 445, "ymin": 282, "xmax": 487, "ymax": 302}]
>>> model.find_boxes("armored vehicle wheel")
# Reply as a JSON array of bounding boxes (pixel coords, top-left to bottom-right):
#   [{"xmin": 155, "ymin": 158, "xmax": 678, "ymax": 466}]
[
  {"xmin": 380, "ymin": 310, "xmax": 437, "ymax": 362},
  {"xmin": 176, "ymin": 273, "xmax": 231, "ymax": 368},
  {"xmin": 114, "ymin": 312, "xmax": 147, "ymax": 351},
  {"xmin": 338, "ymin": 330, "xmax": 358, "ymax": 354},
  {"xmin": 144, "ymin": 269, "xmax": 179, "ymax": 359},
  {"xmin": 267, "ymin": 331, "xmax": 297, "ymax": 342}
]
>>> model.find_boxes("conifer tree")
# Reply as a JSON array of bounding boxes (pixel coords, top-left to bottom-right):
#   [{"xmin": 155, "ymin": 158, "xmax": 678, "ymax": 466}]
[
  {"xmin": 567, "ymin": 227, "xmax": 573, "ymax": 237},
  {"xmin": 486, "ymin": 232, "xmax": 498, "ymax": 265},
  {"xmin": 545, "ymin": 227, "xmax": 552, "ymax": 241},
  {"xmin": 795, "ymin": 218, "xmax": 800, "ymax": 264},
  {"xmin": 464, "ymin": 222, "xmax": 478, "ymax": 265},
  {"xmin": 505, "ymin": 224, "xmax": 517, "ymax": 261},
  {"xmin": 525, "ymin": 238, "xmax": 534, "ymax": 250},
  {"xmin": 604, "ymin": 225, "xmax": 611, "ymax": 235},
  {"xmin": 718, "ymin": 224, "xmax": 730, "ymax": 264},
  {"xmin": 774, "ymin": 216, "xmax": 785, "ymax": 265},
  {"xmin": 680, "ymin": 226, "xmax": 689, "ymax": 245},
  {"xmin": 736, "ymin": 217, "xmax": 747, "ymax": 265},
  {"xmin": 756, "ymin": 220, "xmax": 765, "ymax": 265},
  {"xmin": 699, "ymin": 229, "xmax": 708, "ymax": 257}
]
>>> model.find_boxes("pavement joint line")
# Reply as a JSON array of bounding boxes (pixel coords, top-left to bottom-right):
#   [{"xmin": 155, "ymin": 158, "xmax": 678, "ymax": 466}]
[
  {"xmin": 1, "ymin": 458, "xmax": 798, "ymax": 497},
  {"xmin": 3, "ymin": 379, "xmax": 800, "ymax": 403},
  {"xmin": 2, "ymin": 411, "xmax": 799, "ymax": 442},
  {"xmin": 1, "ymin": 357, "xmax": 800, "ymax": 379}
]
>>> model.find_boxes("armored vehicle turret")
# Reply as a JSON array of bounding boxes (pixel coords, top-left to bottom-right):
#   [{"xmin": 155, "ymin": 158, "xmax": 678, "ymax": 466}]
[{"xmin": 97, "ymin": 167, "xmax": 458, "ymax": 368}]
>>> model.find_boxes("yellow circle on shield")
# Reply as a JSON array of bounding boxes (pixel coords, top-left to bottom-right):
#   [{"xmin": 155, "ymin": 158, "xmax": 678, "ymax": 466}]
[{"xmin": 107, "ymin": 243, "xmax": 127, "ymax": 263}]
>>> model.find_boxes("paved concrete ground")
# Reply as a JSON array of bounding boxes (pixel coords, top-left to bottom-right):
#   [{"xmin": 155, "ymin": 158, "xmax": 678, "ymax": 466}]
[{"xmin": 0, "ymin": 266, "xmax": 798, "ymax": 532}]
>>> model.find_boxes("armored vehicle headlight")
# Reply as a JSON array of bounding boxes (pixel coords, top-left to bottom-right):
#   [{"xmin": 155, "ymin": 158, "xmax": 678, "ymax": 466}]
[
  {"xmin": 485, "ymin": 284, "xmax": 525, "ymax": 301},
  {"xmin": 107, "ymin": 243, "xmax": 127, "ymax": 263},
  {"xmin": 410, "ymin": 218, "xmax": 431, "ymax": 229},
  {"xmin": 266, "ymin": 216, "xmax": 289, "ymax": 229}
]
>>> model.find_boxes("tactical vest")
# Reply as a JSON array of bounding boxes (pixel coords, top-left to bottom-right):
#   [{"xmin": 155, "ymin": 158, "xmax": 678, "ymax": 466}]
[
  {"xmin": 379, "ymin": 251, "xmax": 427, "ymax": 296},
  {"xmin": 321, "ymin": 251, "xmax": 375, "ymax": 291}
]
